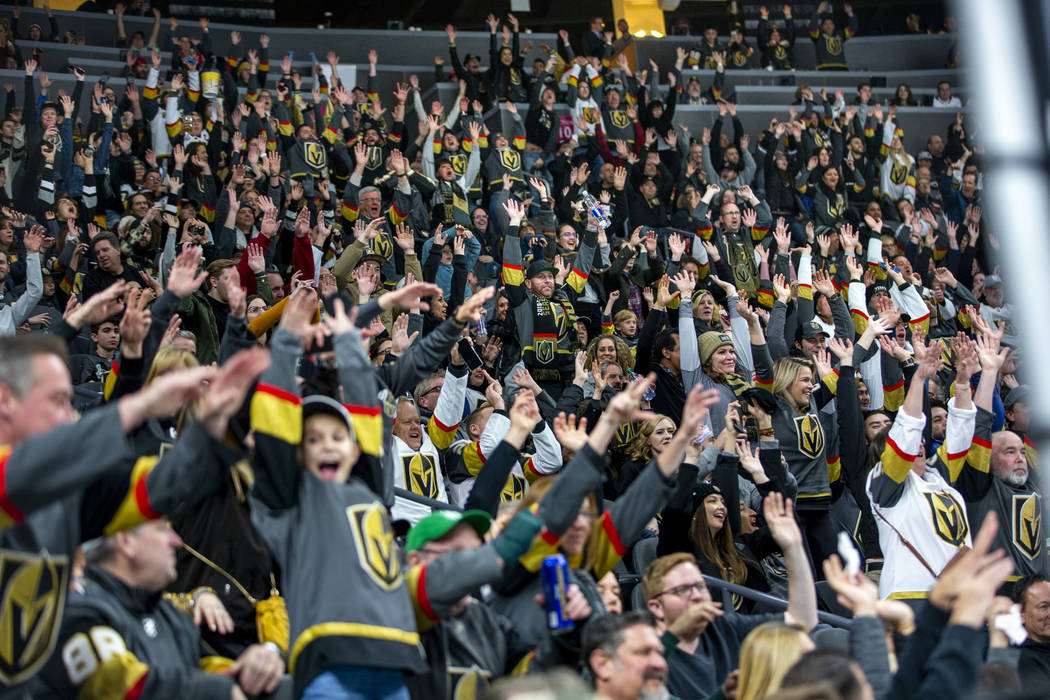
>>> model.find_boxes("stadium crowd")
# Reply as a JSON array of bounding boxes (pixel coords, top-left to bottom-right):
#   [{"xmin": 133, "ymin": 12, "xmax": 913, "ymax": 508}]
[{"xmin": 0, "ymin": 2, "xmax": 1042, "ymax": 700}]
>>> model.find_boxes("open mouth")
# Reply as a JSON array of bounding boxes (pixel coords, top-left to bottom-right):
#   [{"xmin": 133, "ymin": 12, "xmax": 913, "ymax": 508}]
[{"xmin": 318, "ymin": 462, "xmax": 341, "ymax": 480}]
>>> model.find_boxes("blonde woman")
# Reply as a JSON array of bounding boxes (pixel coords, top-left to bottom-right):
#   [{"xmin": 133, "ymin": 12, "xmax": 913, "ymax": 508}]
[
  {"xmin": 736, "ymin": 621, "xmax": 815, "ymax": 700},
  {"xmin": 878, "ymin": 107, "xmax": 917, "ymax": 209},
  {"xmin": 617, "ymin": 414, "xmax": 676, "ymax": 495},
  {"xmin": 769, "ymin": 337, "xmax": 851, "ymax": 571}
]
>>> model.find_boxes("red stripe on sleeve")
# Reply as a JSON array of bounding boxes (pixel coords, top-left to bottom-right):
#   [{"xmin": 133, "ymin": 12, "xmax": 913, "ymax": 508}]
[
  {"xmin": 256, "ymin": 383, "xmax": 302, "ymax": 405},
  {"xmin": 416, "ymin": 566, "xmax": 439, "ymax": 622},
  {"xmin": 344, "ymin": 404, "xmax": 381, "ymax": 417},
  {"xmin": 886, "ymin": 435, "xmax": 916, "ymax": 462},
  {"xmin": 124, "ymin": 670, "xmax": 147, "ymax": 700},
  {"xmin": 600, "ymin": 511, "xmax": 627, "ymax": 556},
  {"xmin": 0, "ymin": 450, "xmax": 25, "ymax": 525},
  {"xmin": 134, "ymin": 474, "xmax": 161, "ymax": 521}
]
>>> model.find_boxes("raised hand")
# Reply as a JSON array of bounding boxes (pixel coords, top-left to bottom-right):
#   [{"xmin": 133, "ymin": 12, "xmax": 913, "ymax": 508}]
[
  {"xmin": 764, "ymin": 492, "xmax": 803, "ymax": 552},
  {"xmin": 553, "ymin": 412, "xmax": 589, "ymax": 453},
  {"xmin": 279, "ymin": 289, "xmax": 327, "ymax": 349},
  {"xmin": 604, "ymin": 372, "xmax": 658, "ymax": 426},
  {"xmin": 166, "ymin": 246, "xmax": 208, "ymax": 298},
  {"xmin": 671, "ymin": 269, "xmax": 696, "ymax": 297}
]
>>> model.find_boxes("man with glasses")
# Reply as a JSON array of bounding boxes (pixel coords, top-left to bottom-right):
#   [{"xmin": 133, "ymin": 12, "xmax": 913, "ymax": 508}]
[{"xmin": 642, "ymin": 493, "xmax": 817, "ymax": 698}]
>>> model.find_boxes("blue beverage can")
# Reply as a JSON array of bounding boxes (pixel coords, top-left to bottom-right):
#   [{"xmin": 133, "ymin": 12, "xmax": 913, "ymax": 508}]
[{"xmin": 541, "ymin": 554, "xmax": 574, "ymax": 630}]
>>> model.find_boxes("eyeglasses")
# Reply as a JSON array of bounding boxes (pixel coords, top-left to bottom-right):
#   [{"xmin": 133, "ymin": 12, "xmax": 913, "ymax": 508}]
[{"xmin": 657, "ymin": 582, "xmax": 707, "ymax": 598}]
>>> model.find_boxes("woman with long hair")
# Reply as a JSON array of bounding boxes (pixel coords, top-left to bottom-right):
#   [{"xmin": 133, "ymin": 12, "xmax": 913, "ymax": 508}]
[
  {"xmin": 617, "ymin": 414, "xmax": 676, "ymax": 495},
  {"xmin": 890, "ymin": 82, "xmax": 918, "ymax": 107},
  {"xmin": 736, "ymin": 622, "xmax": 815, "ymax": 700},
  {"xmin": 584, "ymin": 334, "xmax": 634, "ymax": 377},
  {"xmin": 657, "ymin": 425, "xmax": 791, "ymax": 608}
]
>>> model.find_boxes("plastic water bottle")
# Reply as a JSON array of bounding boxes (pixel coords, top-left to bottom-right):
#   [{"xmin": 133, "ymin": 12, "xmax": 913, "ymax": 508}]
[{"xmin": 579, "ymin": 192, "xmax": 612, "ymax": 230}]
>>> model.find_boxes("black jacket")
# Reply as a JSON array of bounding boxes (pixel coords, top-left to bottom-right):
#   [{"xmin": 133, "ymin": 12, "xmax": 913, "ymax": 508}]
[{"xmin": 41, "ymin": 565, "xmax": 236, "ymax": 698}]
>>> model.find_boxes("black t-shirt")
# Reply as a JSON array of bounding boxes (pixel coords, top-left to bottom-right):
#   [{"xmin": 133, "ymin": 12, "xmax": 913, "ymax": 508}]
[
  {"xmin": 204, "ymin": 293, "xmax": 230, "ymax": 339},
  {"xmin": 68, "ymin": 352, "xmax": 113, "ymax": 385},
  {"xmin": 81, "ymin": 265, "xmax": 142, "ymax": 300},
  {"xmin": 1019, "ymin": 639, "xmax": 1050, "ymax": 689},
  {"xmin": 666, "ymin": 612, "xmax": 782, "ymax": 698}
]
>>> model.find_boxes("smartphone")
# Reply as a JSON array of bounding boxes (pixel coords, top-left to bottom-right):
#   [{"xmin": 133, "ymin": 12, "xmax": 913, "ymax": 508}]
[{"xmin": 457, "ymin": 338, "xmax": 483, "ymax": 370}]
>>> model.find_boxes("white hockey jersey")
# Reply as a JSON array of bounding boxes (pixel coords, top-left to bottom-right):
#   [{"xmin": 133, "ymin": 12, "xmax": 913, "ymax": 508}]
[
  {"xmin": 390, "ymin": 369, "xmax": 466, "ymax": 524},
  {"xmin": 867, "ymin": 398, "xmax": 976, "ymax": 600}
]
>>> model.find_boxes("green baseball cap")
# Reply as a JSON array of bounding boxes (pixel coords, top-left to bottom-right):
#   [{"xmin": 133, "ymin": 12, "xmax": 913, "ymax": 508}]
[{"xmin": 405, "ymin": 509, "xmax": 492, "ymax": 553}]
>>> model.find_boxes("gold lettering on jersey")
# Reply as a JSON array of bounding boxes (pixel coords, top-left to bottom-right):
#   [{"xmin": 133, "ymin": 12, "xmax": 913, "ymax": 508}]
[
  {"xmin": 346, "ymin": 504, "xmax": 401, "ymax": 591},
  {"xmin": 304, "ymin": 141, "xmax": 326, "ymax": 169},
  {"xmin": 0, "ymin": 550, "xmax": 69, "ymax": 684},
  {"xmin": 498, "ymin": 150, "xmax": 521, "ymax": 171},
  {"xmin": 826, "ymin": 37, "xmax": 842, "ymax": 55},
  {"xmin": 1012, "ymin": 493, "xmax": 1042, "ymax": 561},
  {"xmin": 402, "ymin": 453, "xmax": 440, "ymax": 499},
  {"xmin": 500, "ymin": 474, "xmax": 527, "ymax": 503},
  {"xmin": 794, "ymin": 415, "xmax": 825, "ymax": 458},
  {"xmin": 923, "ymin": 491, "xmax": 968, "ymax": 547},
  {"xmin": 610, "ymin": 110, "xmax": 629, "ymax": 128}
]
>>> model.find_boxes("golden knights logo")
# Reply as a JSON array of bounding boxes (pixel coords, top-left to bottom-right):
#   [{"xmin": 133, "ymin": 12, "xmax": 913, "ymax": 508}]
[
  {"xmin": 825, "ymin": 37, "xmax": 842, "ymax": 55},
  {"xmin": 346, "ymin": 504, "xmax": 401, "ymax": 590},
  {"xmin": 1012, "ymin": 493, "xmax": 1042, "ymax": 561},
  {"xmin": 498, "ymin": 149, "xmax": 521, "ymax": 171},
  {"xmin": 923, "ymin": 491, "xmax": 969, "ymax": 547},
  {"xmin": 794, "ymin": 415, "xmax": 825, "ymax": 458},
  {"xmin": 369, "ymin": 230, "xmax": 395, "ymax": 262},
  {"xmin": 534, "ymin": 337, "xmax": 556, "ymax": 365},
  {"xmin": 615, "ymin": 421, "xmax": 639, "ymax": 450},
  {"xmin": 0, "ymin": 550, "xmax": 69, "ymax": 684},
  {"xmin": 610, "ymin": 110, "xmax": 629, "ymax": 128},
  {"xmin": 773, "ymin": 45, "xmax": 788, "ymax": 60},
  {"xmin": 500, "ymin": 474, "xmax": 527, "ymax": 503},
  {"xmin": 826, "ymin": 194, "xmax": 846, "ymax": 218},
  {"xmin": 366, "ymin": 144, "xmax": 384, "ymax": 169},
  {"xmin": 402, "ymin": 453, "xmax": 440, "ymax": 499},
  {"xmin": 509, "ymin": 68, "xmax": 521, "ymax": 86},
  {"xmin": 732, "ymin": 51, "xmax": 748, "ymax": 67},
  {"xmin": 304, "ymin": 141, "xmax": 327, "ymax": 170},
  {"xmin": 449, "ymin": 665, "xmax": 492, "ymax": 699},
  {"xmin": 581, "ymin": 106, "xmax": 599, "ymax": 125},
  {"xmin": 449, "ymin": 152, "xmax": 468, "ymax": 176},
  {"xmin": 890, "ymin": 162, "xmax": 909, "ymax": 185}
]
